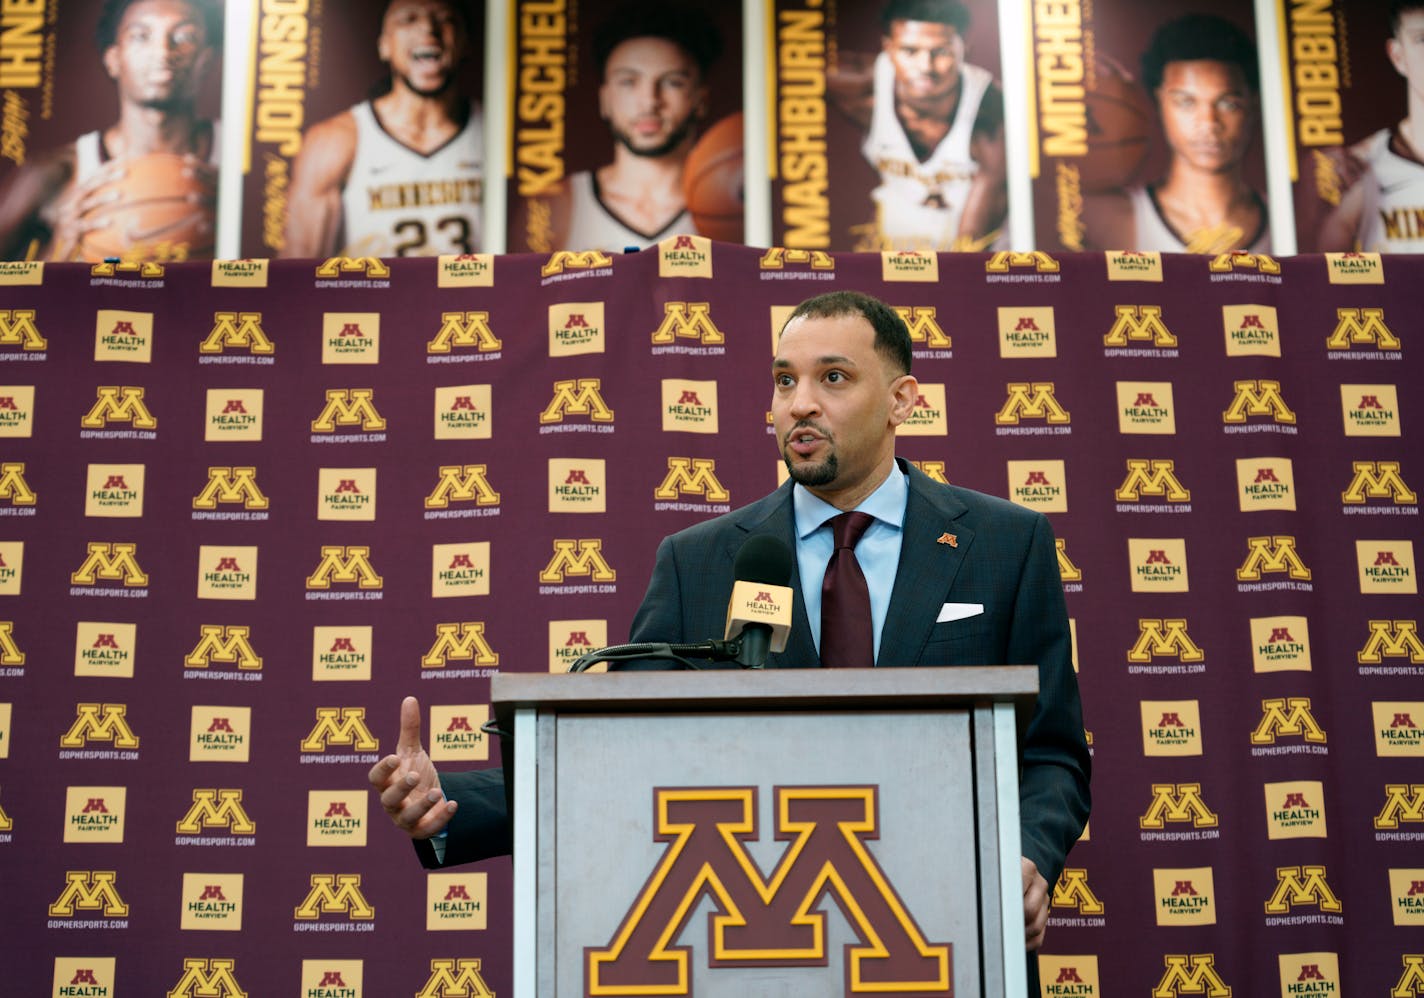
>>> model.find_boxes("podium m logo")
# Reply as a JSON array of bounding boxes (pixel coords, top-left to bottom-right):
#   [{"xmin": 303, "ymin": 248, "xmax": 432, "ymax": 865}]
[{"xmin": 587, "ymin": 786, "xmax": 951, "ymax": 995}]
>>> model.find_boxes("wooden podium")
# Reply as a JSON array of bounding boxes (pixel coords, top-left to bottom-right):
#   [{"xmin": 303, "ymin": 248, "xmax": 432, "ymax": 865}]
[{"xmin": 491, "ymin": 666, "xmax": 1037, "ymax": 998}]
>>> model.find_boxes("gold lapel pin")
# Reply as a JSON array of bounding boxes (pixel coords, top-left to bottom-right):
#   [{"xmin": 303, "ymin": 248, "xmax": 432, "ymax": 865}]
[{"xmin": 937, "ymin": 532, "xmax": 958, "ymax": 547}]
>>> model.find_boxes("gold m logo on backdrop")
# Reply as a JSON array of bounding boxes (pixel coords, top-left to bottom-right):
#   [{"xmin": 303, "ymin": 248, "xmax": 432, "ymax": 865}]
[
  {"xmin": 311, "ymin": 389, "xmax": 386, "ymax": 432},
  {"xmin": 315, "ymin": 256, "xmax": 389, "ymax": 278},
  {"xmin": 1104, "ymin": 306, "xmax": 1176, "ymax": 347},
  {"xmin": 1223, "ymin": 380, "xmax": 1296, "ymax": 424},
  {"xmin": 294, "ymin": 874, "xmax": 375, "ymax": 920},
  {"xmin": 1375, "ymin": 785, "xmax": 1424, "ymax": 829},
  {"xmin": 92, "ymin": 260, "xmax": 164, "ymax": 277},
  {"xmin": 760, "ymin": 247, "xmax": 834, "ymax": 270},
  {"xmin": 0, "ymin": 621, "xmax": 22, "ymax": 665},
  {"xmin": 895, "ymin": 306, "xmax": 951, "ymax": 348},
  {"xmin": 1151, "ymin": 954, "xmax": 1231, "ymax": 997},
  {"xmin": 1208, "ymin": 251, "xmax": 1279, "ymax": 273},
  {"xmin": 1140, "ymin": 784, "xmax": 1218, "ymax": 829},
  {"xmin": 1251, "ymin": 698, "xmax": 1326, "ymax": 745},
  {"xmin": 1327, "ymin": 307, "xmax": 1400, "ymax": 350},
  {"xmin": 193, "ymin": 467, "xmax": 268, "ymax": 510},
  {"xmin": 541, "ymin": 379, "xmax": 615, "ymax": 423},
  {"xmin": 301, "ymin": 708, "xmax": 379, "ymax": 752},
  {"xmin": 1237, "ymin": 536, "xmax": 1311, "ymax": 581},
  {"xmin": 1116, "ymin": 460, "xmax": 1191, "ymax": 502},
  {"xmin": 0, "ymin": 308, "xmax": 44, "ymax": 349},
  {"xmin": 541, "ymin": 540, "xmax": 616, "ymax": 583},
  {"xmin": 201, "ymin": 312, "xmax": 273, "ymax": 354},
  {"xmin": 169, "ymin": 959, "xmax": 247, "ymax": 998},
  {"xmin": 307, "ymin": 546, "xmax": 382, "ymax": 590},
  {"xmin": 429, "ymin": 311, "xmax": 501, "ymax": 353},
  {"xmin": 652, "ymin": 303, "xmax": 725, "ymax": 345},
  {"xmin": 0, "ymin": 462, "xmax": 35, "ymax": 505},
  {"xmin": 1128, "ymin": 620, "xmax": 1205, "ymax": 663},
  {"xmin": 49, "ymin": 871, "xmax": 129, "ymax": 917},
  {"xmin": 996, "ymin": 383, "xmax": 1070, "ymax": 424},
  {"xmin": 1051, "ymin": 869, "xmax": 1105, "ymax": 914},
  {"xmin": 1342, "ymin": 461, "xmax": 1416, "ymax": 504},
  {"xmin": 416, "ymin": 959, "xmax": 497, "ymax": 998},
  {"xmin": 81, "ymin": 387, "xmax": 157, "ymax": 429},
  {"xmin": 587, "ymin": 786, "xmax": 951, "ymax": 996},
  {"xmin": 1265, "ymin": 866, "xmax": 1342, "ymax": 914},
  {"xmin": 423, "ymin": 623, "xmax": 499, "ymax": 668},
  {"xmin": 71, "ymin": 542, "xmax": 148, "ymax": 586},
  {"xmin": 426, "ymin": 464, "xmax": 500, "ymax": 508},
  {"xmin": 1055, "ymin": 538, "xmax": 1082, "ymax": 581},
  {"xmin": 185, "ymin": 626, "xmax": 262, "ymax": 671},
  {"xmin": 1392, "ymin": 957, "xmax": 1424, "ymax": 998},
  {"xmin": 1359, "ymin": 621, "xmax": 1424, "ymax": 664},
  {"xmin": 542, "ymin": 250, "xmax": 613, "ymax": 276},
  {"xmin": 986, "ymin": 251, "xmax": 1058, "ymax": 272},
  {"xmin": 60, "ymin": 703, "xmax": 140, "ymax": 748},
  {"xmin": 655, "ymin": 458, "xmax": 729, "ymax": 502},
  {"xmin": 177, "ymin": 789, "xmax": 256, "ymax": 834}
]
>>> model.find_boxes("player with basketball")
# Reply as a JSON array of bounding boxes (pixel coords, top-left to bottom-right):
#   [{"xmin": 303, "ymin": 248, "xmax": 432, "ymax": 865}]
[
  {"xmin": 0, "ymin": 0, "xmax": 221, "ymax": 262},
  {"xmin": 281, "ymin": 0, "xmax": 482, "ymax": 258},
  {"xmin": 1317, "ymin": 0, "xmax": 1424, "ymax": 253},
  {"xmin": 539, "ymin": 1, "xmax": 729, "ymax": 252},
  {"xmin": 1082, "ymin": 14, "xmax": 1269, "ymax": 254},
  {"xmin": 827, "ymin": 0, "xmax": 1007, "ymax": 253}
]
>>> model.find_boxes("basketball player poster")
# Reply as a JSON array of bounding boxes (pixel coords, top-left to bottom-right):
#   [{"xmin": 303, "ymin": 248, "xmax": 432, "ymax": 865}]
[
  {"xmin": 244, "ymin": 0, "xmax": 487, "ymax": 259},
  {"xmin": 506, "ymin": 0, "xmax": 744, "ymax": 253},
  {"xmin": 1026, "ymin": 0, "xmax": 1273, "ymax": 254},
  {"xmin": 0, "ymin": 0, "xmax": 226, "ymax": 263},
  {"xmin": 769, "ymin": 0, "xmax": 1008, "ymax": 253},
  {"xmin": 1288, "ymin": 0, "xmax": 1424, "ymax": 253}
]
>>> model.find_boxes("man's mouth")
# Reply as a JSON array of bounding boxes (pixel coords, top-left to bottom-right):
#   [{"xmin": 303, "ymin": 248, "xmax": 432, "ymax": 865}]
[{"xmin": 412, "ymin": 47, "xmax": 446, "ymax": 66}]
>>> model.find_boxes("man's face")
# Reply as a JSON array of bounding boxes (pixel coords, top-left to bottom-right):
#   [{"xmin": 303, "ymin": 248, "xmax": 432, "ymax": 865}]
[
  {"xmin": 104, "ymin": 0, "xmax": 211, "ymax": 110},
  {"xmin": 380, "ymin": 0, "xmax": 466, "ymax": 97},
  {"xmin": 599, "ymin": 37, "xmax": 705, "ymax": 158},
  {"xmin": 1156, "ymin": 60, "xmax": 1256, "ymax": 173},
  {"xmin": 1388, "ymin": 10, "xmax": 1424, "ymax": 107},
  {"xmin": 772, "ymin": 312, "xmax": 914, "ymax": 501},
  {"xmin": 883, "ymin": 19, "xmax": 964, "ymax": 103}
]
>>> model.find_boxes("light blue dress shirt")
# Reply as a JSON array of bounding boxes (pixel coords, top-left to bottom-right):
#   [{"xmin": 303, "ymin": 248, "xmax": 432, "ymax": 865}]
[{"xmin": 791, "ymin": 468, "xmax": 908, "ymax": 664}]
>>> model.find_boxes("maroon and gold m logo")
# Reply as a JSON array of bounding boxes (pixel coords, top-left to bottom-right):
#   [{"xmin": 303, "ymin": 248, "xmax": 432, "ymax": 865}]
[
  {"xmin": 1282, "ymin": 792, "xmax": 1310, "ymax": 808},
  {"xmin": 70, "ymin": 970, "xmax": 100, "ymax": 985},
  {"xmin": 198, "ymin": 884, "xmax": 227, "ymax": 900},
  {"xmin": 1134, "ymin": 392, "xmax": 1158, "ymax": 406},
  {"xmin": 445, "ymin": 884, "xmax": 472, "ymax": 900},
  {"xmin": 678, "ymin": 390, "xmax": 702, "ymax": 405},
  {"xmin": 325, "ymin": 802, "xmax": 352, "ymax": 817},
  {"xmin": 318, "ymin": 972, "xmax": 348, "ymax": 987},
  {"xmin": 587, "ymin": 786, "xmax": 950, "ymax": 995}
]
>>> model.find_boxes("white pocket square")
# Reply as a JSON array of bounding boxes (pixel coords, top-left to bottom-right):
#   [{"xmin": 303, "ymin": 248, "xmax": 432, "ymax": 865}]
[{"xmin": 937, "ymin": 602, "xmax": 984, "ymax": 623}]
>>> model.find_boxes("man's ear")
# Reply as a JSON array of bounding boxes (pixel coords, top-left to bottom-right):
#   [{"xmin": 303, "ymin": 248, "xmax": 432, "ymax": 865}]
[
  {"xmin": 102, "ymin": 45, "xmax": 120, "ymax": 81},
  {"xmin": 887, "ymin": 374, "xmax": 919, "ymax": 427}
]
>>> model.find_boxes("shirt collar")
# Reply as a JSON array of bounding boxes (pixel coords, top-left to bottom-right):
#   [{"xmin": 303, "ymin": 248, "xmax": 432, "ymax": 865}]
[{"xmin": 793, "ymin": 465, "xmax": 908, "ymax": 540}]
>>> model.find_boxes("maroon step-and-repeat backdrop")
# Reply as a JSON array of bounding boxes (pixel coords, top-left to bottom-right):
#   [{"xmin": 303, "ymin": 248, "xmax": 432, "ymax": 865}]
[{"xmin": 0, "ymin": 245, "xmax": 1419, "ymax": 996}]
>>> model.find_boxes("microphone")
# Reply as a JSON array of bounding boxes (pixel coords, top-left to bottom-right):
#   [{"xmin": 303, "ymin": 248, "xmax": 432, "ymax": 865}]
[{"xmin": 723, "ymin": 535, "xmax": 795, "ymax": 668}]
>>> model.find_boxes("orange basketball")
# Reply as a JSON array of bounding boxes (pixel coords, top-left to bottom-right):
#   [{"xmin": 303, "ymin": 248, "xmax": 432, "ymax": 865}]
[
  {"xmin": 1076, "ymin": 59, "xmax": 1156, "ymax": 194},
  {"xmin": 683, "ymin": 112, "xmax": 744, "ymax": 242},
  {"xmin": 75, "ymin": 152, "xmax": 217, "ymax": 262}
]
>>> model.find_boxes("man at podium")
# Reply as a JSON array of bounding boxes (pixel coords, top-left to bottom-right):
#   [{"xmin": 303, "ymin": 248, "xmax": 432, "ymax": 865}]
[{"xmin": 371, "ymin": 290, "xmax": 1091, "ymax": 966}]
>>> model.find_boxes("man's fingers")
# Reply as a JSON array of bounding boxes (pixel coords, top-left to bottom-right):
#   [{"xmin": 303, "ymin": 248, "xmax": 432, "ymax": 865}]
[
  {"xmin": 410, "ymin": 798, "xmax": 458, "ymax": 840},
  {"xmin": 379, "ymin": 770, "xmax": 423, "ymax": 814},
  {"xmin": 396, "ymin": 695, "xmax": 423, "ymax": 755},
  {"xmin": 367, "ymin": 754, "xmax": 400, "ymax": 790}
]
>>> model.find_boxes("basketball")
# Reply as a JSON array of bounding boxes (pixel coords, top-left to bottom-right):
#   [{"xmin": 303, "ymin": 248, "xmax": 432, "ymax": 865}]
[
  {"xmin": 683, "ymin": 112, "xmax": 744, "ymax": 242},
  {"xmin": 1076, "ymin": 58, "xmax": 1156, "ymax": 194},
  {"xmin": 73, "ymin": 153, "xmax": 217, "ymax": 262}
]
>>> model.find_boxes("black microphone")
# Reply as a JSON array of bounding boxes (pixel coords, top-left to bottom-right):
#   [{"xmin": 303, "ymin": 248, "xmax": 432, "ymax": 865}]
[{"xmin": 724, "ymin": 535, "xmax": 796, "ymax": 668}]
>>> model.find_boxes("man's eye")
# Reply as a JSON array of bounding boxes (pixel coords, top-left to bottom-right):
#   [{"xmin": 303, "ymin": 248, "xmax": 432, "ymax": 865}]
[{"xmin": 826, "ymin": 371, "xmax": 845, "ymax": 383}]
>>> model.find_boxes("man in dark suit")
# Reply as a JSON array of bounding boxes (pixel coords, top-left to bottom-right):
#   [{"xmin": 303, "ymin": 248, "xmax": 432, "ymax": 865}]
[{"xmin": 371, "ymin": 290, "xmax": 1090, "ymax": 961}]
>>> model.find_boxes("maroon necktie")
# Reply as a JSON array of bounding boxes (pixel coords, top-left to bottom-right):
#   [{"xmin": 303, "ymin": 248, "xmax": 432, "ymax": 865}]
[{"xmin": 820, "ymin": 511, "xmax": 875, "ymax": 668}]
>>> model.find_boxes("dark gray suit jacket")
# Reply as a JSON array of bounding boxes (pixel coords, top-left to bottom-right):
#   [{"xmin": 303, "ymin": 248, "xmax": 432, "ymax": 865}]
[{"xmin": 424, "ymin": 460, "xmax": 1090, "ymax": 888}]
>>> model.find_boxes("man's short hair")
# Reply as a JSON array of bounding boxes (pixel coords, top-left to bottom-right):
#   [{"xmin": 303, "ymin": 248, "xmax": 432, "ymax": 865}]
[
  {"xmin": 593, "ymin": 1, "xmax": 723, "ymax": 76},
  {"xmin": 881, "ymin": 0, "xmax": 971, "ymax": 36},
  {"xmin": 97, "ymin": 0, "xmax": 223, "ymax": 51},
  {"xmin": 1140, "ymin": 14, "xmax": 1258, "ymax": 93},
  {"xmin": 382, "ymin": 0, "xmax": 471, "ymax": 31},
  {"xmin": 1391, "ymin": 0, "xmax": 1424, "ymax": 34},
  {"xmin": 783, "ymin": 291, "xmax": 914, "ymax": 376}
]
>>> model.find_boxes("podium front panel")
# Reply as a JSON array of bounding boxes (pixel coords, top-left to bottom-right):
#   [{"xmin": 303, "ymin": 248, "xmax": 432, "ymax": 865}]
[{"xmin": 540, "ymin": 707, "xmax": 982, "ymax": 996}]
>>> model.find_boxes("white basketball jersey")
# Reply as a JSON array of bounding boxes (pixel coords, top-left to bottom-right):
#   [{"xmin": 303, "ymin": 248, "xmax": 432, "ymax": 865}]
[
  {"xmin": 862, "ymin": 54, "xmax": 992, "ymax": 250},
  {"xmin": 1355, "ymin": 127, "xmax": 1424, "ymax": 253},
  {"xmin": 340, "ymin": 100, "xmax": 483, "ymax": 257},
  {"xmin": 73, "ymin": 124, "xmax": 221, "ymax": 183},
  {"xmin": 562, "ymin": 170, "xmax": 693, "ymax": 252},
  {"xmin": 1127, "ymin": 185, "xmax": 1270, "ymax": 254}
]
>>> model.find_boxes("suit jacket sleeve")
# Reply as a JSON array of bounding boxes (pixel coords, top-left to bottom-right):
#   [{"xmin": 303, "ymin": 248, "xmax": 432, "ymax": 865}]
[
  {"xmin": 411, "ymin": 768, "xmax": 512, "ymax": 869},
  {"xmin": 1010, "ymin": 513, "xmax": 1091, "ymax": 887}
]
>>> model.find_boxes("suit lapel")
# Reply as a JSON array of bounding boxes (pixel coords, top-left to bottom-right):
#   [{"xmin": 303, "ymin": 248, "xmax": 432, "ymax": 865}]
[
  {"xmin": 879, "ymin": 464, "xmax": 974, "ymax": 667},
  {"xmin": 723, "ymin": 482, "xmax": 819, "ymax": 667}
]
